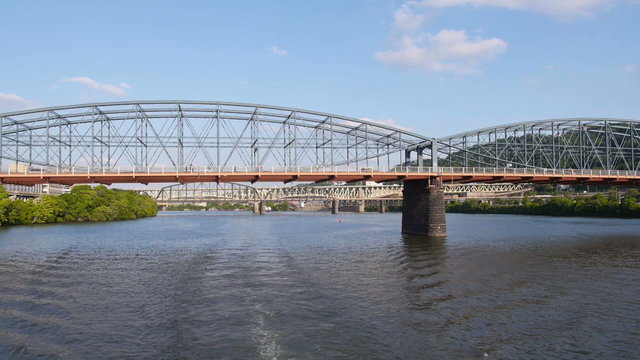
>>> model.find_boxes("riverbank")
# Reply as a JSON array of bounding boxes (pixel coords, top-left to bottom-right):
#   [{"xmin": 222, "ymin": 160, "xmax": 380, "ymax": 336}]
[
  {"xmin": 447, "ymin": 191, "xmax": 640, "ymax": 218},
  {"xmin": 0, "ymin": 185, "xmax": 157, "ymax": 226}
]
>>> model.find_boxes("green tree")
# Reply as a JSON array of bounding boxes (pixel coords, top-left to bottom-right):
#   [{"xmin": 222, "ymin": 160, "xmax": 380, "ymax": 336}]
[{"xmin": 33, "ymin": 195, "xmax": 67, "ymax": 223}]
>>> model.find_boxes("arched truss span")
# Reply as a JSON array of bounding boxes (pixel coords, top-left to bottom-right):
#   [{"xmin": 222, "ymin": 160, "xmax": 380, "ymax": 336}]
[
  {"xmin": 147, "ymin": 182, "xmax": 404, "ymax": 202},
  {"xmin": 0, "ymin": 101, "xmax": 430, "ymax": 171},
  {"xmin": 430, "ymin": 118, "xmax": 640, "ymax": 171},
  {"xmin": 143, "ymin": 182, "xmax": 260, "ymax": 202},
  {"xmin": 146, "ymin": 182, "xmax": 529, "ymax": 202}
]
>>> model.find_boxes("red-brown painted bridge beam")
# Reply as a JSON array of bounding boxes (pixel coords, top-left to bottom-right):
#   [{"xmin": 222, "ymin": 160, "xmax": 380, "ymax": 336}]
[{"xmin": 1, "ymin": 171, "xmax": 640, "ymax": 186}]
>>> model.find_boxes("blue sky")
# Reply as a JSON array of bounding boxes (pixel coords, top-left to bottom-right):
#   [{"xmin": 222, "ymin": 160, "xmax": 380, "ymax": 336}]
[{"xmin": 1, "ymin": 0, "xmax": 639, "ymax": 137}]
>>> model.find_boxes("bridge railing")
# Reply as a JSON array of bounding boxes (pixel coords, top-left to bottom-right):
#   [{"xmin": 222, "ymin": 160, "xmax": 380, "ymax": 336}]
[{"xmin": 2, "ymin": 165, "xmax": 639, "ymax": 178}]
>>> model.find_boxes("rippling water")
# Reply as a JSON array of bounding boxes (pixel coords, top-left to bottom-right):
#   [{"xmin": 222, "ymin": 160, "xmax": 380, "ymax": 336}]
[{"xmin": 1, "ymin": 212, "xmax": 639, "ymax": 359}]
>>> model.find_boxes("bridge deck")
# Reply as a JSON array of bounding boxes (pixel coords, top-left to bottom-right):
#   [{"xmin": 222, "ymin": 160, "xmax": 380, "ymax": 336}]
[{"xmin": 2, "ymin": 170, "xmax": 639, "ymax": 186}]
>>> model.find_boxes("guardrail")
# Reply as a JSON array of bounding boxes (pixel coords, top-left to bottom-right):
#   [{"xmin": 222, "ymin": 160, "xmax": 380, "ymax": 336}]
[{"xmin": 1, "ymin": 165, "xmax": 639, "ymax": 178}]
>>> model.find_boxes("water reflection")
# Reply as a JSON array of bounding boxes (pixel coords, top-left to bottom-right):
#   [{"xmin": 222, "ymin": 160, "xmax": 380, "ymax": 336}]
[{"xmin": 400, "ymin": 235, "xmax": 451, "ymax": 311}]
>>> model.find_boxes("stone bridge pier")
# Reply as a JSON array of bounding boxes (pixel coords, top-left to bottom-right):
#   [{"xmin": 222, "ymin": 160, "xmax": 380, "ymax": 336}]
[
  {"xmin": 253, "ymin": 201, "xmax": 267, "ymax": 215},
  {"xmin": 402, "ymin": 177, "xmax": 446, "ymax": 237}
]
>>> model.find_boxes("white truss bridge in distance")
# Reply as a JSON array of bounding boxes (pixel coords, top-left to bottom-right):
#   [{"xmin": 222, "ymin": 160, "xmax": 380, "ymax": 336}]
[{"xmin": 142, "ymin": 183, "xmax": 531, "ymax": 203}]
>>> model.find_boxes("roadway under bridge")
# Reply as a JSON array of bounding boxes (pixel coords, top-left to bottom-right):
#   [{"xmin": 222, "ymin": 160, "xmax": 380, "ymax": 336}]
[{"xmin": 2, "ymin": 101, "xmax": 640, "ymax": 236}]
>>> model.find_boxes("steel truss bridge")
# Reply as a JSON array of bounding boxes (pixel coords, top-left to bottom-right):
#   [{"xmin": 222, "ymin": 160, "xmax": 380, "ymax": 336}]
[
  {"xmin": 2, "ymin": 101, "xmax": 640, "ymax": 186},
  {"xmin": 142, "ymin": 183, "xmax": 529, "ymax": 203}
]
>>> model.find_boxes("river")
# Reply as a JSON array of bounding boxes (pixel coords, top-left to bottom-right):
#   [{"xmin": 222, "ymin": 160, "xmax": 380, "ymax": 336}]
[{"xmin": 0, "ymin": 212, "xmax": 639, "ymax": 359}]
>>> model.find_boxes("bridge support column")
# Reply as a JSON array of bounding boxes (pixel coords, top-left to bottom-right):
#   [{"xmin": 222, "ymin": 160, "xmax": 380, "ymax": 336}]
[
  {"xmin": 378, "ymin": 200, "xmax": 386, "ymax": 213},
  {"xmin": 253, "ymin": 202, "xmax": 260, "ymax": 214},
  {"xmin": 259, "ymin": 201, "xmax": 267, "ymax": 215},
  {"xmin": 357, "ymin": 200, "xmax": 365, "ymax": 213},
  {"xmin": 402, "ymin": 178, "xmax": 446, "ymax": 237},
  {"xmin": 331, "ymin": 199, "xmax": 339, "ymax": 215}
]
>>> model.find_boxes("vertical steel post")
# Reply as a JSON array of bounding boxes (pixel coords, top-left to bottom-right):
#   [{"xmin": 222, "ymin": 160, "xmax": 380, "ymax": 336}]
[
  {"xmin": 216, "ymin": 108, "xmax": 220, "ymax": 167},
  {"xmin": 91, "ymin": 107, "xmax": 95, "ymax": 168},
  {"xmin": 365, "ymin": 124, "xmax": 369, "ymax": 167},
  {"xmin": 523, "ymin": 124, "xmax": 527, "ymax": 167},
  {"xmin": 632, "ymin": 122, "xmax": 636, "ymax": 171},
  {"xmin": 431, "ymin": 140, "xmax": 439, "ymax": 171},
  {"xmin": 329, "ymin": 117, "xmax": 334, "ymax": 165},
  {"xmin": 0, "ymin": 116, "xmax": 3, "ymax": 171},
  {"xmin": 178, "ymin": 105, "xmax": 184, "ymax": 170},
  {"xmin": 416, "ymin": 146, "xmax": 423, "ymax": 171},
  {"xmin": 579, "ymin": 120, "xmax": 584, "ymax": 169},
  {"xmin": 15, "ymin": 121, "xmax": 19, "ymax": 168},
  {"xmin": 45, "ymin": 112, "xmax": 50, "ymax": 168},
  {"xmin": 107, "ymin": 117, "xmax": 111, "ymax": 169},
  {"xmin": 463, "ymin": 135, "xmax": 468, "ymax": 168},
  {"xmin": 605, "ymin": 120, "xmax": 611, "ymax": 170},
  {"xmin": 551, "ymin": 121, "xmax": 556, "ymax": 169}
]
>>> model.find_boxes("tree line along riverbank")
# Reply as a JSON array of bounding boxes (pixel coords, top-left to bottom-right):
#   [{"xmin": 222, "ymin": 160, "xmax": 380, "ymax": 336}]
[
  {"xmin": 447, "ymin": 189, "xmax": 640, "ymax": 218},
  {"xmin": 0, "ymin": 185, "xmax": 157, "ymax": 226}
]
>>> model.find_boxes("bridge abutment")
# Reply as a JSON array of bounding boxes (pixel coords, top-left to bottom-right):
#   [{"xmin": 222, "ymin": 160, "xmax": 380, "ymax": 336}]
[{"xmin": 402, "ymin": 178, "xmax": 446, "ymax": 237}]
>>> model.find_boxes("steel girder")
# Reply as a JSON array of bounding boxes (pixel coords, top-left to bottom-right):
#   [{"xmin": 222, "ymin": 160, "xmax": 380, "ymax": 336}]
[
  {"xmin": 0, "ymin": 101, "xmax": 430, "ymax": 171},
  {"xmin": 434, "ymin": 118, "xmax": 640, "ymax": 171}
]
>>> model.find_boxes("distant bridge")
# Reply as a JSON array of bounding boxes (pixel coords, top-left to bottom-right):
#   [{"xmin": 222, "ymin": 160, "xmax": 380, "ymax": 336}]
[{"xmin": 143, "ymin": 182, "xmax": 530, "ymax": 203}]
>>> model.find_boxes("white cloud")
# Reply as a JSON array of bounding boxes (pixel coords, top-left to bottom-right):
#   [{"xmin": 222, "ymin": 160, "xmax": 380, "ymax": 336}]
[
  {"xmin": 62, "ymin": 77, "xmax": 131, "ymax": 96},
  {"xmin": 621, "ymin": 64, "xmax": 637, "ymax": 73},
  {"xmin": 376, "ymin": 29, "xmax": 507, "ymax": 74},
  {"xmin": 376, "ymin": 2, "xmax": 507, "ymax": 74},
  {"xmin": 269, "ymin": 46, "xmax": 288, "ymax": 56},
  {"xmin": 421, "ymin": 0, "xmax": 618, "ymax": 19},
  {"xmin": 376, "ymin": 0, "xmax": 630, "ymax": 74},
  {"xmin": 393, "ymin": 3, "xmax": 427, "ymax": 33},
  {"xmin": 0, "ymin": 93, "xmax": 39, "ymax": 112}
]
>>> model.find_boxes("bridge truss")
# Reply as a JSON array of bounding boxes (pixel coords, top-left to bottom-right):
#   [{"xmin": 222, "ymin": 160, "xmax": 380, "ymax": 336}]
[
  {"xmin": 144, "ymin": 183, "xmax": 529, "ymax": 202},
  {"xmin": 2, "ymin": 102, "xmax": 640, "ymax": 187},
  {"xmin": 0, "ymin": 101, "xmax": 429, "ymax": 172},
  {"xmin": 433, "ymin": 119, "xmax": 640, "ymax": 171}
]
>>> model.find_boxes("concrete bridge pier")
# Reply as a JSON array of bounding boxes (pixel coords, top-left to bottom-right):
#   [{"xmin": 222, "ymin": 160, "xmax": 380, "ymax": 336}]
[
  {"xmin": 402, "ymin": 178, "xmax": 446, "ymax": 237},
  {"xmin": 357, "ymin": 200, "xmax": 365, "ymax": 213},
  {"xmin": 331, "ymin": 199, "xmax": 339, "ymax": 215},
  {"xmin": 378, "ymin": 201, "xmax": 386, "ymax": 213},
  {"xmin": 253, "ymin": 201, "xmax": 267, "ymax": 215}
]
